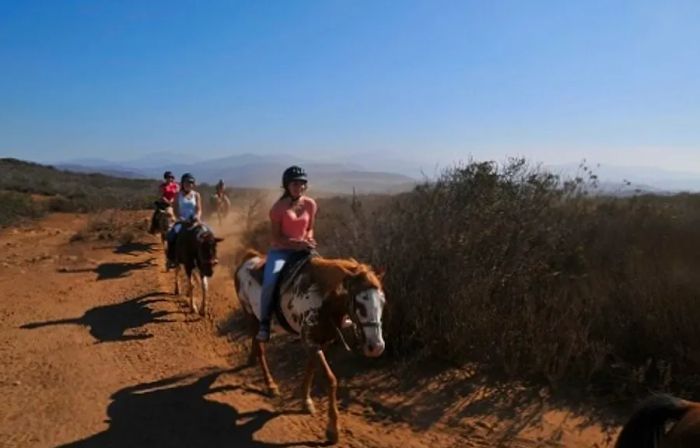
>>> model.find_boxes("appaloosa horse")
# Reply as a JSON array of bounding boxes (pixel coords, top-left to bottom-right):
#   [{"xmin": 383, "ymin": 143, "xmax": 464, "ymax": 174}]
[
  {"xmin": 615, "ymin": 394, "xmax": 700, "ymax": 448},
  {"xmin": 234, "ymin": 249, "xmax": 386, "ymax": 444},
  {"xmin": 173, "ymin": 222, "xmax": 223, "ymax": 316}
]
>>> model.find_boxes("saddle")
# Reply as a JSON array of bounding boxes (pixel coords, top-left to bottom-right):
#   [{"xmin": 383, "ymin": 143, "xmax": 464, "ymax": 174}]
[{"xmin": 249, "ymin": 250, "xmax": 317, "ymax": 332}]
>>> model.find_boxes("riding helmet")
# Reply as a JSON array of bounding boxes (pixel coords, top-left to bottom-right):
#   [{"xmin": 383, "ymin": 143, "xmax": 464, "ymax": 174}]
[
  {"xmin": 163, "ymin": 170, "xmax": 174, "ymax": 180},
  {"xmin": 282, "ymin": 166, "xmax": 308, "ymax": 187},
  {"xmin": 181, "ymin": 173, "xmax": 196, "ymax": 185}
]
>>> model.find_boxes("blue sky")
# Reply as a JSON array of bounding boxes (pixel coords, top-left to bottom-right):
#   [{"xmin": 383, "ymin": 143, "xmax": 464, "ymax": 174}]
[{"xmin": 1, "ymin": 0, "xmax": 699, "ymax": 172}]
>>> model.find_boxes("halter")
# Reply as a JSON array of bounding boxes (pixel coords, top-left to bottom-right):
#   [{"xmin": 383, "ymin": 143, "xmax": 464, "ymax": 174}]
[{"xmin": 333, "ymin": 287, "xmax": 383, "ymax": 352}]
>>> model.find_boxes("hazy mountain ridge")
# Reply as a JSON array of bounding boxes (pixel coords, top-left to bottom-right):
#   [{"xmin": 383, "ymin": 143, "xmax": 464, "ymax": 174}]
[{"xmin": 55, "ymin": 153, "xmax": 417, "ymax": 194}]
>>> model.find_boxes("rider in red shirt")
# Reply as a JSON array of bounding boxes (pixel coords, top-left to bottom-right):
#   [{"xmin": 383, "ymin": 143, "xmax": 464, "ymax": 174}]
[{"xmin": 149, "ymin": 171, "xmax": 180, "ymax": 234}]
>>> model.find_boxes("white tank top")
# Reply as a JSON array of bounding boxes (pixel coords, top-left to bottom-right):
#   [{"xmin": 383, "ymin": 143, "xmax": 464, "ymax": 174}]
[{"xmin": 177, "ymin": 191, "xmax": 197, "ymax": 220}]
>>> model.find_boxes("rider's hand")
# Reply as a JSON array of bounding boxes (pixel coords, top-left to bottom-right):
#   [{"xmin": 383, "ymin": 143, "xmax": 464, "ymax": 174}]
[{"xmin": 303, "ymin": 237, "xmax": 317, "ymax": 249}]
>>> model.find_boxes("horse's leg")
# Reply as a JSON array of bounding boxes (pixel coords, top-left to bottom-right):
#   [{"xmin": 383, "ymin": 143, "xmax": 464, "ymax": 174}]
[
  {"xmin": 316, "ymin": 349, "xmax": 340, "ymax": 444},
  {"xmin": 199, "ymin": 272, "xmax": 208, "ymax": 316},
  {"xmin": 162, "ymin": 234, "xmax": 169, "ymax": 271},
  {"xmin": 256, "ymin": 340, "xmax": 280, "ymax": 397},
  {"xmin": 174, "ymin": 264, "xmax": 180, "ymax": 295},
  {"xmin": 247, "ymin": 317, "xmax": 259, "ymax": 366},
  {"xmin": 187, "ymin": 266, "xmax": 196, "ymax": 314},
  {"xmin": 301, "ymin": 353, "xmax": 317, "ymax": 415}
]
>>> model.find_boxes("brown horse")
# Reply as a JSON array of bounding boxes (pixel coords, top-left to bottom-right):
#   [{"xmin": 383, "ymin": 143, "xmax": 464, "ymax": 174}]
[
  {"xmin": 173, "ymin": 222, "xmax": 223, "ymax": 315},
  {"xmin": 233, "ymin": 249, "xmax": 386, "ymax": 444},
  {"xmin": 615, "ymin": 394, "xmax": 700, "ymax": 448}
]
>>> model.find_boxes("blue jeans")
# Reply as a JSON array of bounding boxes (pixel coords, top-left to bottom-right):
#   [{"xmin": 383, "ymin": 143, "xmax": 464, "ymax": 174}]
[{"xmin": 259, "ymin": 249, "xmax": 295, "ymax": 328}]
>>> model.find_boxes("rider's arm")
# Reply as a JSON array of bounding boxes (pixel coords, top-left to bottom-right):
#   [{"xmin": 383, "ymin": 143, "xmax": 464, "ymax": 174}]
[
  {"xmin": 172, "ymin": 194, "xmax": 180, "ymax": 220},
  {"xmin": 194, "ymin": 192, "xmax": 202, "ymax": 220},
  {"xmin": 305, "ymin": 198, "xmax": 318, "ymax": 241}
]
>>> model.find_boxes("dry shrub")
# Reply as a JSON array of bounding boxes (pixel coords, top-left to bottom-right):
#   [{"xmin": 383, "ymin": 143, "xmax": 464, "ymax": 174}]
[
  {"xmin": 0, "ymin": 191, "xmax": 46, "ymax": 227},
  {"xmin": 72, "ymin": 210, "xmax": 148, "ymax": 243},
  {"xmin": 241, "ymin": 159, "xmax": 700, "ymax": 393}
]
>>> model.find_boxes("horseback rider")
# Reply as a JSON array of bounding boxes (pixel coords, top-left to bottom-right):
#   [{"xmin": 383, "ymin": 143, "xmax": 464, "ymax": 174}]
[
  {"xmin": 216, "ymin": 179, "xmax": 225, "ymax": 195},
  {"xmin": 166, "ymin": 173, "xmax": 202, "ymax": 268},
  {"xmin": 256, "ymin": 166, "xmax": 318, "ymax": 342},
  {"xmin": 149, "ymin": 171, "xmax": 179, "ymax": 234}
]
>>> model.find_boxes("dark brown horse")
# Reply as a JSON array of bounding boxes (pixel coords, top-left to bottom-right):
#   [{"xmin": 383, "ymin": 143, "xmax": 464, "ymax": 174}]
[
  {"xmin": 615, "ymin": 394, "xmax": 700, "ymax": 448},
  {"xmin": 153, "ymin": 205, "xmax": 175, "ymax": 269},
  {"xmin": 173, "ymin": 222, "xmax": 223, "ymax": 315},
  {"xmin": 233, "ymin": 249, "xmax": 386, "ymax": 444}
]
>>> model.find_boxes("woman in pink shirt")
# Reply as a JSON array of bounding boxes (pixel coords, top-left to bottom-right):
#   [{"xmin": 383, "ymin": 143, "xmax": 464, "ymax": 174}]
[{"xmin": 256, "ymin": 165, "xmax": 318, "ymax": 342}]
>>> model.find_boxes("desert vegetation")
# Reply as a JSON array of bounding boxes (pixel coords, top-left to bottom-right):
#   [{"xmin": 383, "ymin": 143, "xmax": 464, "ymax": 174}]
[
  {"xmin": 1, "ymin": 158, "xmax": 157, "ymax": 226},
  {"xmin": 243, "ymin": 158, "xmax": 700, "ymax": 396}
]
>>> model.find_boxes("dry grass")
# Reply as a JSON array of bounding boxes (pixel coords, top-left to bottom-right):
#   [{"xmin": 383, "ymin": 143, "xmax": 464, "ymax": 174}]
[{"xmin": 71, "ymin": 210, "xmax": 149, "ymax": 244}]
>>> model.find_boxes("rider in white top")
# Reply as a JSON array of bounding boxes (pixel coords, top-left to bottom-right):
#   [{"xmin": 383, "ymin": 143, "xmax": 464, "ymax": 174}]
[{"xmin": 167, "ymin": 173, "xmax": 202, "ymax": 267}]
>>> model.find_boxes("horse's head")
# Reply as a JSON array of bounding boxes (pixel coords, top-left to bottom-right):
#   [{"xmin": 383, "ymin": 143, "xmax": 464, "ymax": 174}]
[
  {"xmin": 195, "ymin": 228, "xmax": 224, "ymax": 277},
  {"xmin": 155, "ymin": 207, "xmax": 174, "ymax": 232},
  {"xmin": 342, "ymin": 266, "xmax": 387, "ymax": 358}
]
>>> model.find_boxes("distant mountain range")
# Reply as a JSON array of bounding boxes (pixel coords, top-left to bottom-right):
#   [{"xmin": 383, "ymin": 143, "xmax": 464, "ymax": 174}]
[
  {"xmin": 48, "ymin": 153, "xmax": 700, "ymax": 195},
  {"xmin": 53, "ymin": 153, "xmax": 418, "ymax": 195}
]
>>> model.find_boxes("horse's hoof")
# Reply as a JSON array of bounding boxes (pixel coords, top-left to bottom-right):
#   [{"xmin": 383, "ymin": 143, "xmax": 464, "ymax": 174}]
[
  {"xmin": 325, "ymin": 427, "xmax": 339, "ymax": 445},
  {"xmin": 191, "ymin": 304, "xmax": 199, "ymax": 314},
  {"xmin": 268, "ymin": 384, "xmax": 280, "ymax": 397},
  {"xmin": 303, "ymin": 398, "xmax": 316, "ymax": 415},
  {"xmin": 198, "ymin": 307, "xmax": 206, "ymax": 317}
]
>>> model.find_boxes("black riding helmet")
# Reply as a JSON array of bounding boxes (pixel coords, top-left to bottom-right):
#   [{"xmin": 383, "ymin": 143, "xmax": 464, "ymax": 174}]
[
  {"xmin": 181, "ymin": 173, "xmax": 196, "ymax": 185},
  {"xmin": 163, "ymin": 170, "xmax": 174, "ymax": 180},
  {"xmin": 282, "ymin": 166, "xmax": 308, "ymax": 188}
]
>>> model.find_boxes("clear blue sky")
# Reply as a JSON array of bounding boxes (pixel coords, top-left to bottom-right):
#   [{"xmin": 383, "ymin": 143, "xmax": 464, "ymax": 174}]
[{"xmin": 1, "ymin": 0, "xmax": 699, "ymax": 172}]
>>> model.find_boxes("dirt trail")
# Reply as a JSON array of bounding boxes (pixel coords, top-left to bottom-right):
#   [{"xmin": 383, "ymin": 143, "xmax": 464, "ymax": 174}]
[{"xmin": 0, "ymin": 212, "xmax": 618, "ymax": 447}]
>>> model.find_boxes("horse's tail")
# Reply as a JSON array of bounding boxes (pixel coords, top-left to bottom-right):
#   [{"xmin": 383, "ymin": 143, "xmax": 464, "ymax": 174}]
[{"xmin": 615, "ymin": 394, "xmax": 691, "ymax": 448}]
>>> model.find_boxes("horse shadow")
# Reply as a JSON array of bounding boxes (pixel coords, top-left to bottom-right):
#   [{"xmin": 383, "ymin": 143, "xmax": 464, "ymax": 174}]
[
  {"xmin": 113, "ymin": 242, "xmax": 156, "ymax": 256},
  {"xmin": 219, "ymin": 311, "xmax": 621, "ymax": 446},
  {"xmin": 59, "ymin": 259, "xmax": 155, "ymax": 281},
  {"xmin": 20, "ymin": 292, "xmax": 175, "ymax": 343},
  {"xmin": 59, "ymin": 369, "xmax": 332, "ymax": 448}
]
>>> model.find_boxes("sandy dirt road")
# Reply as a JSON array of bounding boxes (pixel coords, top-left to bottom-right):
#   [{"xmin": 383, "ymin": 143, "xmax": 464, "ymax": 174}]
[{"xmin": 0, "ymin": 212, "xmax": 617, "ymax": 447}]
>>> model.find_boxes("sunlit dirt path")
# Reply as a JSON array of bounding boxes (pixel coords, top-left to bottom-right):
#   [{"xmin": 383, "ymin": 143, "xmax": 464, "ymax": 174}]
[{"xmin": 0, "ymin": 212, "xmax": 617, "ymax": 447}]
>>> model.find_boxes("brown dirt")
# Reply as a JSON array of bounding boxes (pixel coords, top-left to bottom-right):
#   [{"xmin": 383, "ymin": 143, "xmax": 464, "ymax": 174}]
[{"xmin": 0, "ymin": 211, "xmax": 621, "ymax": 447}]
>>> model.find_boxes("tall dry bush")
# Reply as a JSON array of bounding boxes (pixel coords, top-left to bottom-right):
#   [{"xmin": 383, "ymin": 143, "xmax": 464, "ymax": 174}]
[{"xmin": 243, "ymin": 159, "xmax": 700, "ymax": 392}]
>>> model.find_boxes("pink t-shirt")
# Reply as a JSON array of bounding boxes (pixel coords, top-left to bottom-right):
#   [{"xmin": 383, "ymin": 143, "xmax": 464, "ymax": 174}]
[{"xmin": 270, "ymin": 197, "xmax": 317, "ymax": 243}]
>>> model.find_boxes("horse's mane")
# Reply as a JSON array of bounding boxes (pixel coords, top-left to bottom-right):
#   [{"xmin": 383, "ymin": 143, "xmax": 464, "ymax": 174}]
[
  {"xmin": 308, "ymin": 257, "xmax": 382, "ymax": 298},
  {"xmin": 235, "ymin": 248, "xmax": 382, "ymax": 297}
]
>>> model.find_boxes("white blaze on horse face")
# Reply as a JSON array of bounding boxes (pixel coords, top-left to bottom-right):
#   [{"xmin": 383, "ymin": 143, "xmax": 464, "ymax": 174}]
[{"xmin": 356, "ymin": 288, "xmax": 386, "ymax": 357}]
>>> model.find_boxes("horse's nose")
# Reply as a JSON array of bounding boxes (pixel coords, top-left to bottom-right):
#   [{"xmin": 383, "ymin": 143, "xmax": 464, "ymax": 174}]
[{"xmin": 365, "ymin": 341, "xmax": 385, "ymax": 358}]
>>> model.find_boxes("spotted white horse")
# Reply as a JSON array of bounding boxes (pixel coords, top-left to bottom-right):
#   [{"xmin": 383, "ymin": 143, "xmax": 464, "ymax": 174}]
[{"xmin": 234, "ymin": 249, "xmax": 386, "ymax": 444}]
